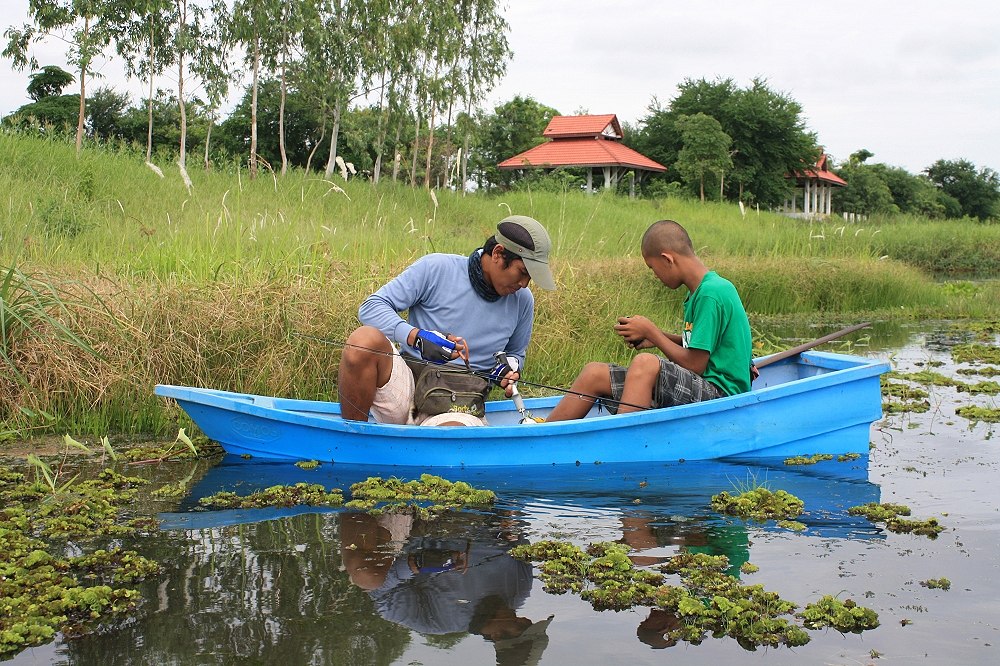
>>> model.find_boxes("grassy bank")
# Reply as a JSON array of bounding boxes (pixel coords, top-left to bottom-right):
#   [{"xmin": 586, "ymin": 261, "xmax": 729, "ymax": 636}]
[{"xmin": 2, "ymin": 132, "xmax": 999, "ymax": 439}]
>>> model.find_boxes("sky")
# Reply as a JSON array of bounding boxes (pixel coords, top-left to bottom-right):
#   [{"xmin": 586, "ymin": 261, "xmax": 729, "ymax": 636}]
[{"xmin": 2, "ymin": 0, "xmax": 998, "ymax": 175}]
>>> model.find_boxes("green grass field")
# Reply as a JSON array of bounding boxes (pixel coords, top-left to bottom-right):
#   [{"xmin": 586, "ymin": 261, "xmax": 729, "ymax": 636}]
[{"xmin": 2, "ymin": 131, "xmax": 999, "ymax": 439}]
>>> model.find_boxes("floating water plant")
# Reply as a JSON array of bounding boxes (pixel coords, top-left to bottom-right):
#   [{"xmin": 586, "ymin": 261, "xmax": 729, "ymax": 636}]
[
  {"xmin": 881, "ymin": 380, "xmax": 930, "ymax": 400},
  {"xmin": 800, "ymin": 595, "xmax": 880, "ymax": 632},
  {"xmin": 838, "ymin": 453, "xmax": 862, "ymax": 462},
  {"xmin": 955, "ymin": 405, "xmax": 1000, "ymax": 423},
  {"xmin": 778, "ymin": 520, "xmax": 807, "ymax": 532},
  {"xmin": 0, "ymin": 464, "xmax": 161, "ymax": 659},
  {"xmin": 883, "ymin": 399, "xmax": 930, "ymax": 414},
  {"xmin": 953, "ymin": 343, "xmax": 1000, "ymax": 365},
  {"xmin": 710, "ymin": 487, "xmax": 804, "ymax": 522},
  {"xmin": 345, "ymin": 474, "xmax": 495, "ymax": 516},
  {"xmin": 956, "ymin": 380, "xmax": 1000, "ymax": 395},
  {"xmin": 920, "ymin": 578, "xmax": 951, "ymax": 590},
  {"xmin": 198, "ymin": 483, "xmax": 344, "ymax": 509},
  {"xmin": 295, "ymin": 460, "xmax": 320, "ymax": 470},
  {"xmin": 848, "ymin": 502, "xmax": 944, "ymax": 538},
  {"xmin": 784, "ymin": 454, "xmax": 833, "ymax": 465}
]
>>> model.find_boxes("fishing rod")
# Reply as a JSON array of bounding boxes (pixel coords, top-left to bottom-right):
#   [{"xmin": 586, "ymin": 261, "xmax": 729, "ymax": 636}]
[{"xmin": 291, "ymin": 331, "xmax": 650, "ymax": 411}]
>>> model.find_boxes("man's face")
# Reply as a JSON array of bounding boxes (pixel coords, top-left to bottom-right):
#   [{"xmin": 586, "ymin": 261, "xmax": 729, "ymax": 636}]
[{"xmin": 485, "ymin": 247, "xmax": 532, "ymax": 296}]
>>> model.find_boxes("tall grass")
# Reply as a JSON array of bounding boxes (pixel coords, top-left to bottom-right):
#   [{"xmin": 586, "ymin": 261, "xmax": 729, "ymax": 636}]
[{"xmin": 1, "ymin": 131, "xmax": 999, "ymax": 438}]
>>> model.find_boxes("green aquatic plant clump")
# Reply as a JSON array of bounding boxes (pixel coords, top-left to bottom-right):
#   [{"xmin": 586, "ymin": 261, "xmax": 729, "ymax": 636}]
[
  {"xmin": 295, "ymin": 460, "xmax": 320, "ymax": 470},
  {"xmin": 800, "ymin": 595, "xmax": 880, "ymax": 632},
  {"xmin": 920, "ymin": 578, "xmax": 951, "ymax": 590},
  {"xmin": 953, "ymin": 343, "xmax": 1000, "ymax": 365},
  {"xmin": 345, "ymin": 474, "xmax": 496, "ymax": 515},
  {"xmin": 711, "ymin": 487, "xmax": 804, "ymax": 522},
  {"xmin": 199, "ymin": 483, "xmax": 344, "ymax": 509},
  {"xmin": 784, "ymin": 454, "xmax": 833, "ymax": 466},
  {"xmin": 0, "ymin": 464, "xmax": 161, "ymax": 659},
  {"xmin": 848, "ymin": 502, "xmax": 912, "ymax": 522},
  {"xmin": 956, "ymin": 405, "xmax": 1000, "ymax": 423},
  {"xmin": 848, "ymin": 502, "xmax": 944, "ymax": 538}
]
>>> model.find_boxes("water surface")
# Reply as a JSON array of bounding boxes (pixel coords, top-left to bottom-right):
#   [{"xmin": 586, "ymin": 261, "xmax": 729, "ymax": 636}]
[{"xmin": 10, "ymin": 324, "xmax": 999, "ymax": 665}]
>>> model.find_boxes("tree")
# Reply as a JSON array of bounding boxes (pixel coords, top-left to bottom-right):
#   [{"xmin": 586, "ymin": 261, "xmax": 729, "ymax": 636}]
[
  {"xmin": 26, "ymin": 64, "xmax": 75, "ymax": 99},
  {"xmin": 633, "ymin": 77, "xmax": 817, "ymax": 206},
  {"xmin": 106, "ymin": 0, "xmax": 176, "ymax": 166},
  {"xmin": 4, "ymin": 0, "xmax": 114, "ymax": 157},
  {"xmin": 475, "ymin": 95, "xmax": 559, "ymax": 189},
  {"xmin": 925, "ymin": 159, "xmax": 1000, "ymax": 221},
  {"xmin": 674, "ymin": 113, "xmax": 732, "ymax": 202},
  {"xmin": 85, "ymin": 85, "xmax": 130, "ymax": 139}
]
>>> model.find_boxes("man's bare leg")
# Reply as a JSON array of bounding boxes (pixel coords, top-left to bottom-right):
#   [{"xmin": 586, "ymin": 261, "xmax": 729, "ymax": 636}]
[{"xmin": 338, "ymin": 326, "xmax": 395, "ymax": 421}]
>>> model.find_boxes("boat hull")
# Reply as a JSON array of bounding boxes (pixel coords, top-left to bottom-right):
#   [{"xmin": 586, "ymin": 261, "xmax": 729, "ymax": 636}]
[{"xmin": 154, "ymin": 351, "xmax": 889, "ymax": 466}]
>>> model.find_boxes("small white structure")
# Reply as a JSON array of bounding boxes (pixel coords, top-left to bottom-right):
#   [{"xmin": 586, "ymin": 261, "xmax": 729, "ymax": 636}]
[{"xmin": 780, "ymin": 153, "xmax": 847, "ymax": 218}]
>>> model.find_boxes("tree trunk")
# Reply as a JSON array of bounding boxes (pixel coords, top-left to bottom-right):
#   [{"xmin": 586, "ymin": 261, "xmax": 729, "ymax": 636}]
[
  {"xmin": 74, "ymin": 17, "xmax": 89, "ymax": 158},
  {"xmin": 409, "ymin": 111, "xmax": 421, "ymax": 187},
  {"xmin": 324, "ymin": 98, "xmax": 342, "ymax": 178},
  {"xmin": 278, "ymin": 47, "xmax": 288, "ymax": 176},
  {"xmin": 249, "ymin": 36, "xmax": 260, "ymax": 178},
  {"xmin": 204, "ymin": 111, "xmax": 214, "ymax": 170},
  {"xmin": 145, "ymin": 17, "xmax": 155, "ymax": 163}
]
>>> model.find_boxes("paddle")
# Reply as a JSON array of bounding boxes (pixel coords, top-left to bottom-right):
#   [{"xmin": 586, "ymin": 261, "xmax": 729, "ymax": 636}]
[{"xmin": 753, "ymin": 322, "xmax": 871, "ymax": 370}]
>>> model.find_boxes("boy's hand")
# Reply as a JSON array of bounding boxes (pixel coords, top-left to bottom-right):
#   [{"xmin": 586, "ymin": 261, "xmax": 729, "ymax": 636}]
[{"xmin": 614, "ymin": 316, "xmax": 656, "ymax": 349}]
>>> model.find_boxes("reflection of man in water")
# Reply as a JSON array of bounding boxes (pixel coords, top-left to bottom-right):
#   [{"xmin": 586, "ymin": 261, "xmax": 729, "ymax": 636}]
[{"xmin": 340, "ymin": 513, "xmax": 552, "ymax": 664}]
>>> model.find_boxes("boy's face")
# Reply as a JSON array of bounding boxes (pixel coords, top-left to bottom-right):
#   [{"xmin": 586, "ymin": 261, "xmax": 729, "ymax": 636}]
[{"xmin": 643, "ymin": 251, "xmax": 682, "ymax": 290}]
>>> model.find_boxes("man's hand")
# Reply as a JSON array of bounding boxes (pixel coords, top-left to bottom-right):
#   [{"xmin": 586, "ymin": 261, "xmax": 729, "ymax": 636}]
[
  {"xmin": 614, "ymin": 315, "xmax": 657, "ymax": 349},
  {"xmin": 414, "ymin": 329, "xmax": 458, "ymax": 363},
  {"xmin": 490, "ymin": 352, "xmax": 522, "ymax": 396}
]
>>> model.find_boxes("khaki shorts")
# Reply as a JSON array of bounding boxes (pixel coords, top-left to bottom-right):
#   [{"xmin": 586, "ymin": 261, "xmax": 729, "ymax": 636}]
[{"xmin": 370, "ymin": 342, "xmax": 487, "ymax": 426}]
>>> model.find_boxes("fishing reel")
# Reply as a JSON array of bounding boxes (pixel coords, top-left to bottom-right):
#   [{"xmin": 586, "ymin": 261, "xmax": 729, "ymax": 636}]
[{"xmin": 492, "ymin": 352, "xmax": 537, "ymax": 425}]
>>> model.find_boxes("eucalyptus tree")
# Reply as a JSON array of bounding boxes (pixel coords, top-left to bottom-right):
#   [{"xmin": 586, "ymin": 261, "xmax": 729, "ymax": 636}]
[
  {"xmin": 105, "ymin": 0, "xmax": 175, "ymax": 167},
  {"xmin": 453, "ymin": 0, "xmax": 510, "ymax": 192},
  {"xmin": 4, "ymin": 0, "xmax": 114, "ymax": 157},
  {"xmin": 168, "ymin": 0, "xmax": 228, "ymax": 183},
  {"xmin": 419, "ymin": 2, "xmax": 462, "ymax": 189},
  {"xmin": 300, "ymin": 0, "xmax": 377, "ymax": 179},
  {"xmin": 226, "ymin": 0, "xmax": 310, "ymax": 176}
]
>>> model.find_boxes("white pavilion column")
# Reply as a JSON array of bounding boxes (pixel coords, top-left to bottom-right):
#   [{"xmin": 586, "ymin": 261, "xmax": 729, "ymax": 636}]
[
  {"xmin": 587, "ymin": 168, "xmax": 593, "ymax": 193},
  {"xmin": 603, "ymin": 166, "xmax": 611, "ymax": 189},
  {"xmin": 803, "ymin": 181, "xmax": 811, "ymax": 214},
  {"xmin": 826, "ymin": 185, "xmax": 833, "ymax": 215}
]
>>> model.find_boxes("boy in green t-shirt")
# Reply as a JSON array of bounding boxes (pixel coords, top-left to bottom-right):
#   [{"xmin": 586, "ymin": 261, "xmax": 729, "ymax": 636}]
[{"xmin": 545, "ymin": 220, "xmax": 752, "ymax": 422}]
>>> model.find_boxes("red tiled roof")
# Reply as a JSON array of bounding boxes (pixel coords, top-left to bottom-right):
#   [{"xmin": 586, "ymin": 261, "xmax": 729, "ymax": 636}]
[
  {"xmin": 543, "ymin": 114, "xmax": 621, "ymax": 139},
  {"xmin": 498, "ymin": 137, "xmax": 666, "ymax": 172},
  {"xmin": 791, "ymin": 153, "xmax": 848, "ymax": 186}
]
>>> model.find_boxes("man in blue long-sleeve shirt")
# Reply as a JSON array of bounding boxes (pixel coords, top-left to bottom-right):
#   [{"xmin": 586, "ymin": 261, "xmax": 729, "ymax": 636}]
[{"xmin": 338, "ymin": 215, "xmax": 555, "ymax": 423}]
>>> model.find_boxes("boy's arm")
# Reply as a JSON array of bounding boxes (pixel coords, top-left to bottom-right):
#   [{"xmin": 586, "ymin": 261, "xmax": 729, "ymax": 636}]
[{"xmin": 615, "ymin": 316, "xmax": 709, "ymax": 374}]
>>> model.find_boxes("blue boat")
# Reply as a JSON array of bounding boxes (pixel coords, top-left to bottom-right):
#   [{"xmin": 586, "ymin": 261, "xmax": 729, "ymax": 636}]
[{"xmin": 154, "ymin": 350, "xmax": 889, "ymax": 466}]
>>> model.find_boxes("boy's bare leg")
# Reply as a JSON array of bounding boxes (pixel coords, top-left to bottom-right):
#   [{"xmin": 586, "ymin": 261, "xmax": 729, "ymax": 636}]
[
  {"xmin": 617, "ymin": 353, "xmax": 660, "ymax": 414},
  {"xmin": 338, "ymin": 326, "xmax": 395, "ymax": 421},
  {"xmin": 545, "ymin": 362, "xmax": 613, "ymax": 422}
]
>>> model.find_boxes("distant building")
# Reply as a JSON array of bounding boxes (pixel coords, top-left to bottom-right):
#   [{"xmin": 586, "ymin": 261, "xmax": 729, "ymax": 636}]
[
  {"xmin": 781, "ymin": 152, "xmax": 847, "ymax": 218},
  {"xmin": 498, "ymin": 114, "xmax": 665, "ymax": 197}
]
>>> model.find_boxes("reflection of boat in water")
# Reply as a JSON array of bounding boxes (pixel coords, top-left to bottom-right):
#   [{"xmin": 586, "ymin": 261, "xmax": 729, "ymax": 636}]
[
  {"xmin": 155, "ymin": 351, "xmax": 889, "ymax": 465},
  {"xmin": 160, "ymin": 455, "xmax": 882, "ymax": 541}
]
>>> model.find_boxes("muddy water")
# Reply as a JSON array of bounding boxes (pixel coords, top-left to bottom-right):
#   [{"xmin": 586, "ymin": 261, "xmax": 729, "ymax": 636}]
[{"xmin": 9, "ymin": 324, "xmax": 999, "ymax": 665}]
